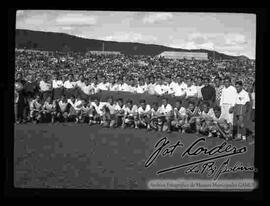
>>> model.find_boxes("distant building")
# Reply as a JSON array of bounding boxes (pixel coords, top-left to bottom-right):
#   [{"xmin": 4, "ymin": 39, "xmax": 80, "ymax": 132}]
[
  {"xmin": 86, "ymin": 51, "xmax": 121, "ymax": 56},
  {"xmin": 158, "ymin": 51, "xmax": 208, "ymax": 60}
]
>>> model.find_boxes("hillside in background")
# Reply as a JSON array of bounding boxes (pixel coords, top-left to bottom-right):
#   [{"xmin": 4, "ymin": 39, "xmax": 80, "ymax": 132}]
[{"xmin": 15, "ymin": 29, "xmax": 250, "ymax": 60}]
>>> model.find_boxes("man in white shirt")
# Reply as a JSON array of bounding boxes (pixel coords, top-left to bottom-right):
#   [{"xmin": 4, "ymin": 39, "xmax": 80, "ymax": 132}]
[
  {"xmin": 174, "ymin": 77, "xmax": 187, "ymax": 98},
  {"xmin": 96, "ymin": 77, "xmax": 109, "ymax": 91},
  {"xmin": 56, "ymin": 95, "xmax": 69, "ymax": 122},
  {"xmin": 158, "ymin": 97, "xmax": 173, "ymax": 132},
  {"xmin": 147, "ymin": 80, "xmax": 156, "ymax": 95},
  {"xmin": 196, "ymin": 76, "xmax": 204, "ymax": 100},
  {"xmin": 168, "ymin": 78, "xmax": 177, "ymax": 95},
  {"xmin": 154, "ymin": 78, "xmax": 165, "ymax": 96},
  {"xmin": 64, "ymin": 74, "xmax": 77, "ymax": 98},
  {"xmin": 39, "ymin": 75, "xmax": 52, "ymax": 101},
  {"xmin": 114, "ymin": 98, "xmax": 126, "ymax": 127},
  {"xmin": 135, "ymin": 99, "xmax": 151, "ymax": 129},
  {"xmin": 89, "ymin": 97, "xmax": 107, "ymax": 125},
  {"xmin": 39, "ymin": 76, "xmax": 52, "ymax": 92},
  {"xmin": 64, "ymin": 74, "xmax": 76, "ymax": 89},
  {"xmin": 76, "ymin": 74, "xmax": 87, "ymax": 91},
  {"xmin": 81, "ymin": 79, "xmax": 94, "ymax": 96},
  {"xmin": 185, "ymin": 78, "xmax": 198, "ymax": 99},
  {"xmin": 162, "ymin": 80, "xmax": 170, "ymax": 95},
  {"xmin": 171, "ymin": 100, "xmax": 187, "ymax": 132},
  {"xmin": 52, "ymin": 73, "xmax": 64, "ymax": 100},
  {"xmin": 121, "ymin": 80, "xmax": 131, "ymax": 92},
  {"xmin": 219, "ymin": 77, "xmax": 237, "ymax": 125},
  {"xmin": 108, "ymin": 78, "xmax": 119, "ymax": 92},
  {"xmin": 122, "ymin": 99, "xmax": 138, "ymax": 128},
  {"xmin": 231, "ymin": 81, "xmax": 250, "ymax": 141},
  {"xmin": 52, "ymin": 74, "xmax": 64, "ymax": 89}
]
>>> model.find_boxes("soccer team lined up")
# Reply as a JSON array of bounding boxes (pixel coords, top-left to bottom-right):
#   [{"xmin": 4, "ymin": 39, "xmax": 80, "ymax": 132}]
[
  {"xmin": 15, "ymin": 74, "xmax": 255, "ymax": 142},
  {"xmin": 15, "ymin": 50, "xmax": 255, "ymax": 142}
]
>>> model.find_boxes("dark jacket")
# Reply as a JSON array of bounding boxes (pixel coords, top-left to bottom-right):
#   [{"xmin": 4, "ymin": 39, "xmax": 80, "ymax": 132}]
[{"xmin": 201, "ymin": 85, "xmax": 216, "ymax": 102}]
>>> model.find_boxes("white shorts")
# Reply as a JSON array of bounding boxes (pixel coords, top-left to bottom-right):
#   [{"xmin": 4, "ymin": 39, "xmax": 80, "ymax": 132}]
[{"xmin": 221, "ymin": 103, "xmax": 234, "ymax": 124}]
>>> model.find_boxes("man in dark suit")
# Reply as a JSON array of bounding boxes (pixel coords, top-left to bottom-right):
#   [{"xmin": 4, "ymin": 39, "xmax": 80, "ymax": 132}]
[{"xmin": 201, "ymin": 77, "xmax": 216, "ymax": 108}]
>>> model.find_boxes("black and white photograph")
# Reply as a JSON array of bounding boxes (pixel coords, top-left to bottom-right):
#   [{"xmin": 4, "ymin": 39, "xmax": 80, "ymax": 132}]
[{"xmin": 11, "ymin": 10, "xmax": 259, "ymax": 192}]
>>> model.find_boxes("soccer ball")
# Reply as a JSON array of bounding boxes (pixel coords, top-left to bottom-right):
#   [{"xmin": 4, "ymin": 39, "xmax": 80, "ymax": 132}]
[{"xmin": 15, "ymin": 82, "xmax": 23, "ymax": 91}]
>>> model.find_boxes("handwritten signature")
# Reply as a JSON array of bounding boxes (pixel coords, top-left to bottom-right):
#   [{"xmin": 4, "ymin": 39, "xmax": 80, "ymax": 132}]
[{"xmin": 144, "ymin": 137, "xmax": 255, "ymax": 180}]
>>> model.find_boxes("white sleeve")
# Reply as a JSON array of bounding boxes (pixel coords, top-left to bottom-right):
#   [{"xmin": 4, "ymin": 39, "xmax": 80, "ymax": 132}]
[
  {"xmin": 220, "ymin": 89, "xmax": 224, "ymax": 106},
  {"xmin": 232, "ymin": 87, "xmax": 237, "ymax": 106},
  {"xmin": 245, "ymin": 92, "xmax": 250, "ymax": 104}
]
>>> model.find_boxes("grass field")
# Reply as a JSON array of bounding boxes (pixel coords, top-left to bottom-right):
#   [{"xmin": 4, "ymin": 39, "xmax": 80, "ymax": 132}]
[{"xmin": 14, "ymin": 123, "xmax": 255, "ymax": 190}]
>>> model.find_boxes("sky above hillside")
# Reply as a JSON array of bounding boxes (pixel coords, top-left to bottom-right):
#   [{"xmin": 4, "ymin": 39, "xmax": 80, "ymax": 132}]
[{"xmin": 16, "ymin": 10, "xmax": 256, "ymax": 59}]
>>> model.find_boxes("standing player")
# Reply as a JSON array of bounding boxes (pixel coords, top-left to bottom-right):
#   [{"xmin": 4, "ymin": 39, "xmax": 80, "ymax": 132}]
[
  {"xmin": 219, "ymin": 77, "xmax": 237, "ymax": 125},
  {"xmin": 64, "ymin": 74, "xmax": 77, "ymax": 98},
  {"xmin": 39, "ymin": 75, "xmax": 52, "ymax": 102},
  {"xmin": 231, "ymin": 81, "xmax": 250, "ymax": 141},
  {"xmin": 214, "ymin": 77, "xmax": 224, "ymax": 107},
  {"xmin": 201, "ymin": 77, "xmax": 216, "ymax": 107},
  {"xmin": 52, "ymin": 73, "xmax": 64, "ymax": 100},
  {"xmin": 185, "ymin": 77, "xmax": 198, "ymax": 101}
]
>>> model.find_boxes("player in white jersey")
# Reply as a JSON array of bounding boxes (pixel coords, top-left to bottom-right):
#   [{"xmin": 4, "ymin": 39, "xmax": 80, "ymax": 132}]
[
  {"xmin": 157, "ymin": 97, "xmax": 173, "ymax": 132},
  {"xmin": 231, "ymin": 81, "xmax": 250, "ymax": 141},
  {"xmin": 198, "ymin": 101, "xmax": 215, "ymax": 135},
  {"xmin": 101, "ymin": 96, "xmax": 117, "ymax": 128},
  {"xmin": 182, "ymin": 100, "xmax": 201, "ymax": 134},
  {"xmin": 207, "ymin": 106, "xmax": 232, "ymax": 140},
  {"xmin": 56, "ymin": 95, "xmax": 69, "ymax": 122},
  {"xmin": 113, "ymin": 98, "xmax": 126, "ymax": 127},
  {"xmin": 135, "ymin": 99, "xmax": 151, "ymax": 129},
  {"xmin": 148, "ymin": 102, "xmax": 162, "ymax": 131},
  {"xmin": 67, "ymin": 95, "xmax": 77, "ymax": 122},
  {"xmin": 220, "ymin": 77, "xmax": 237, "ymax": 124},
  {"xmin": 122, "ymin": 99, "xmax": 138, "ymax": 128},
  {"xmin": 171, "ymin": 100, "xmax": 187, "ymax": 133},
  {"xmin": 29, "ymin": 94, "xmax": 43, "ymax": 123},
  {"xmin": 77, "ymin": 99, "xmax": 91, "ymax": 123},
  {"xmin": 42, "ymin": 95, "xmax": 57, "ymax": 123},
  {"xmin": 89, "ymin": 97, "xmax": 106, "ymax": 125}
]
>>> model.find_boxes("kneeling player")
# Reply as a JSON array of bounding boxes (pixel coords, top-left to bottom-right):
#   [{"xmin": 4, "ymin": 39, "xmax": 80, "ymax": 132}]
[
  {"xmin": 149, "ymin": 102, "xmax": 162, "ymax": 131},
  {"xmin": 122, "ymin": 99, "xmax": 138, "ymax": 129},
  {"xmin": 102, "ymin": 96, "xmax": 117, "ymax": 128},
  {"xmin": 171, "ymin": 100, "xmax": 187, "ymax": 133},
  {"xmin": 89, "ymin": 97, "xmax": 106, "ymax": 125},
  {"xmin": 158, "ymin": 97, "xmax": 173, "ymax": 133},
  {"xmin": 208, "ymin": 106, "xmax": 232, "ymax": 140},
  {"xmin": 77, "ymin": 99, "xmax": 91, "ymax": 123},
  {"xmin": 113, "ymin": 98, "xmax": 125, "ymax": 127},
  {"xmin": 42, "ymin": 96, "xmax": 57, "ymax": 123},
  {"xmin": 135, "ymin": 99, "xmax": 151, "ymax": 129},
  {"xmin": 29, "ymin": 94, "xmax": 43, "ymax": 123},
  {"xmin": 198, "ymin": 101, "xmax": 215, "ymax": 136},
  {"xmin": 56, "ymin": 95, "xmax": 69, "ymax": 122},
  {"xmin": 182, "ymin": 101, "xmax": 201, "ymax": 134},
  {"xmin": 67, "ymin": 95, "xmax": 77, "ymax": 122}
]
